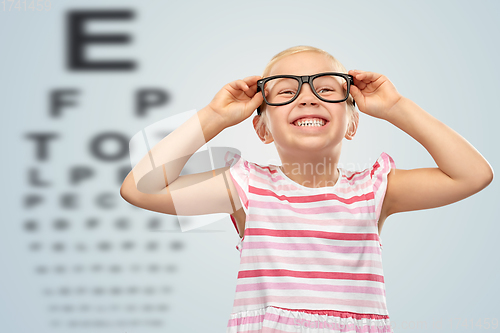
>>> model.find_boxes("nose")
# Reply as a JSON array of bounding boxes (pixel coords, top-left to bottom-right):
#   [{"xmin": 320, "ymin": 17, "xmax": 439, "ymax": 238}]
[{"xmin": 297, "ymin": 83, "xmax": 318, "ymax": 106}]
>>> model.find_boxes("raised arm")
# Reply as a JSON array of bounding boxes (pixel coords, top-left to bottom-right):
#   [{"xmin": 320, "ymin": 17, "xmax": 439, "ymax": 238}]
[
  {"xmin": 382, "ymin": 97, "xmax": 493, "ymax": 216},
  {"xmin": 120, "ymin": 75, "xmax": 263, "ymax": 216},
  {"xmin": 120, "ymin": 106, "xmax": 236, "ymax": 215},
  {"xmin": 346, "ymin": 69, "xmax": 494, "ymax": 218}
]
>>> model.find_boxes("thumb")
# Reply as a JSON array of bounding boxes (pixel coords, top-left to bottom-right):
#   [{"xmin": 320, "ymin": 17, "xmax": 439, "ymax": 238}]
[
  {"xmin": 246, "ymin": 91, "xmax": 264, "ymax": 113},
  {"xmin": 346, "ymin": 83, "xmax": 362, "ymax": 106}
]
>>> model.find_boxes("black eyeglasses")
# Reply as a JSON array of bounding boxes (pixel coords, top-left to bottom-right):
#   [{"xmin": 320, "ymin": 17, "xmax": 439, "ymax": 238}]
[{"xmin": 256, "ymin": 72, "xmax": 355, "ymax": 115}]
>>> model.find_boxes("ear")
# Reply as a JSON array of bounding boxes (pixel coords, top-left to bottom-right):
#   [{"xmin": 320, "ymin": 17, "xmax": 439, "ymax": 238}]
[
  {"xmin": 253, "ymin": 115, "xmax": 274, "ymax": 144},
  {"xmin": 345, "ymin": 110, "xmax": 359, "ymax": 140}
]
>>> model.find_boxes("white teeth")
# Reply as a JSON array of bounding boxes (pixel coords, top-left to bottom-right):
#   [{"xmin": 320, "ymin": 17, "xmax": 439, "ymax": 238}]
[{"xmin": 294, "ymin": 118, "xmax": 326, "ymax": 127}]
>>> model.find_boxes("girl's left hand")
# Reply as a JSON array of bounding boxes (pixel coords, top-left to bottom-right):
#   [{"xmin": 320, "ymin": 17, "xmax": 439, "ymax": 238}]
[{"xmin": 344, "ymin": 70, "xmax": 403, "ymax": 120}]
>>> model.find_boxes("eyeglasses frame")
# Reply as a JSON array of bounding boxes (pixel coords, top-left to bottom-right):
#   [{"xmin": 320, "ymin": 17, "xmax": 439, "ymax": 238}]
[{"xmin": 256, "ymin": 72, "xmax": 355, "ymax": 116}]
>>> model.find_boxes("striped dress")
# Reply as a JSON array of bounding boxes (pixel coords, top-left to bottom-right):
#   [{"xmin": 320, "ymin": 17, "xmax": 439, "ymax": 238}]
[{"xmin": 226, "ymin": 151, "xmax": 396, "ymax": 333}]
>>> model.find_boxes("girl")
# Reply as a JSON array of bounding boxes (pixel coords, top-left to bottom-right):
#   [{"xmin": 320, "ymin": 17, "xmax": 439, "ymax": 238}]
[{"xmin": 120, "ymin": 45, "xmax": 493, "ymax": 332}]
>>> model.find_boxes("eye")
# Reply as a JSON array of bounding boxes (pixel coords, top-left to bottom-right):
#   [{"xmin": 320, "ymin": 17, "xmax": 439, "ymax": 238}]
[
  {"xmin": 278, "ymin": 90, "xmax": 296, "ymax": 95},
  {"xmin": 317, "ymin": 87, "xmax": 334, "ymax": 94}
]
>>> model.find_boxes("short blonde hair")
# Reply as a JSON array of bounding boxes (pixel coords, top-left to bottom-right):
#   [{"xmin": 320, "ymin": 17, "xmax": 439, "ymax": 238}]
[{"xmin": 255, "ymin": 45, "xmax": 357, "ymax": 137}]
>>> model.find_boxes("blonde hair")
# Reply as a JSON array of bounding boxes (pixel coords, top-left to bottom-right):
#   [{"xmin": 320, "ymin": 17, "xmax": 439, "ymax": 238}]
[{"xmin": 255, "ymin": 45, "xmax": 357, "ymax": 137}]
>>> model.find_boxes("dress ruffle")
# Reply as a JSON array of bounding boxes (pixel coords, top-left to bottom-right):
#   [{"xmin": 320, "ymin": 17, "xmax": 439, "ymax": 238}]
[{"xmin": 227, "ymin": 306, "xmax": 394, "ymax": 332}]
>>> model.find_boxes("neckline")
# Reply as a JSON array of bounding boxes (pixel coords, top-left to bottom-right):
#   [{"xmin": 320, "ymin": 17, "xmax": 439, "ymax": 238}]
[{"xmin": 275, "ymin": 164, "xmax": 343, "ymax": 191}]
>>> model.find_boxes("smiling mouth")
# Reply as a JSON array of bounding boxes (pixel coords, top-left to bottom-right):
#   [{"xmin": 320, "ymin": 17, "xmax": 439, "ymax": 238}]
[{"xmin": 292, "ymin": 118, "xmax": 329, "ymax": 127}]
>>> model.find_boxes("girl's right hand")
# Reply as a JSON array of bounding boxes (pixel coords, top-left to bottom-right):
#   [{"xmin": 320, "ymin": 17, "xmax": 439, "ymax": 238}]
[{"xmin": 207, "ymin": 75, "xmax": 264, "ymax": 128}]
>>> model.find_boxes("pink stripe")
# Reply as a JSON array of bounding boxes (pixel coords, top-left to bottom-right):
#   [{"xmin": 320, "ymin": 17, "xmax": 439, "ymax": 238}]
[
  {"xmin": 251, "ymin": 199, "xmax": 375, "ymax": 215},
  {"xmin": 248, "ymin": 213, "xmax": 377, "ymax": 227},
  {"xmin": 344, "ymin": 169, "xmax": 371, "ymax": 182},
  {"xmin": 373, "ymin": 153, "xmax": 395, "ymax": 194},
  {"xmin": 370, "ymin": 159, "xmax": 381, "ymax": 179},
  {"xmin": 233, "ymin": 295, "xmax": 387, "ymax": 311},
  {"xmin": 250, "ymin": 184, "xmax": 374, "ymax": 204},
  {"xmin": 240, "ymin": 255, "xmax": 383, "ymax": 269},
  {"xmin": 235, "ymin": 282, "xmax": 386, "ymax": 296},
  {"xmin": 245, "ymin": 227, "xmax": 379, "ymax": 242},
  {"xmin": 253, "ymin": 172, "xmax": 373, "ymax": 194},
  {"xmin": 258, "ymin": 313, "xmax": 298, "ymax": 330},
  {"xmin": 238, "ymin": 269, "xmax": 384, "ymax": 283},
  {"xmin": 372, "ymin": 153, "xmax": 395, "ymax": 221},
  {"xmin": 227, "ymin": 313, "xmax": 265, "ymax": 327},
  {"xmin": 243, "ymin": 241, "xmax": 382, "ymax": 255}
]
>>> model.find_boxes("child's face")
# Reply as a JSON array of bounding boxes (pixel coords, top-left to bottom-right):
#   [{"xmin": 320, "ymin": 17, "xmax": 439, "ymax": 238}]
[{"xmin": 261, "ymin": 52, "xmax": 351, "ymax": 155}]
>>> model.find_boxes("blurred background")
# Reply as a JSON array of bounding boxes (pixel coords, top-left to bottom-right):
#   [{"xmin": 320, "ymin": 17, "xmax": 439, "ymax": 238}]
[{"xmin": 1, "ymin": 0, "xmax": 498, "ymax": 332}]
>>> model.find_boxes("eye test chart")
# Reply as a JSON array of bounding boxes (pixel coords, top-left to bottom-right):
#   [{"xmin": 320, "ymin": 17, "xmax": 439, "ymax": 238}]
[{"xmin": 1, "ymin": 1, "xmax": 499, "ymax": 333}]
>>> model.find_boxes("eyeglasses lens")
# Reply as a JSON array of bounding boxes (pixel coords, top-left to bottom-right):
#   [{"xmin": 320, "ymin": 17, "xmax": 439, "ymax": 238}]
[{"xmin": 263, "ymin": 75, "xmax": 348, "ymax": 105}]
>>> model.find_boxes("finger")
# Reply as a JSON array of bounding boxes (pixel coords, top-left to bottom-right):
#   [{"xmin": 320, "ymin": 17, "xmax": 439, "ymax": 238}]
[
  {"xmin": 348, "ymin": 70, "xmax": 366, "ymax": 87},
  {"xmin": 228, "ymin": 79, "xmax": 249, "ymax": 93},
  {"xmin": 246, "ymin": 84, "xmax": 258, "ymax": 97},
  {"xmin": 241, "ymin": 76, "xmax": 261, "ymax": 90},
  {"xmin": 244, "ymin": 76, "xmax": 261, "ymax": 87},
  {"xmin": 227, "ymin": 77, "xmax": 261, "ymax": 99},
  {"xmin": 246, "ymin": 89, "xmax": 264, "ymax": 113},
  {"xmin": 228, "ymin": 80, "xmax": 243, "ymax": 91},
  {"xmin": 349, "ymin": 69, "xmax": 370, "ymax": 75},
  {"xmin": 350, "ymin": 70, "xmax": 381, "ymax": 84},
  {"xmin": 352, "ymin": 76, "xmax": 368, "ymax": 90},
  {"xmin": 348, "ymin": 69, "xmax": 364, "ymax": 78},
  {"xmin": 357, "ymin": 73, "xmax": 376, "ymax": 83},
  {"xmin": 238, "ymin": 79, "xmax": 257, "ymax": 99},
  {"xmin": 236, "ymin": 79, "xmax": 260, "ymax": 99},
  {"xmin": 226, "ymin": 81, "xmax": 250, "ymax": 100},
  {"xmin": 244, "ymin": 77, "xmax": 260, "ymax": 89},
  {"xmin": 347, "ymin": 84, "xmax": 363, "ymax": 109},
  {"xmin": 238, "ymin": 79, "xmax": 249, "ymax": 91},
  {"xmin": 243, "ymin": 75, "xmax": 262, "ymax": 84},
  {"xmin": 243, "ymin": 76, "xmax": 262, "ymax": 96},
  {"xmin": 349, "ymin": 76, "xmax": 369, "ymax": 90}
]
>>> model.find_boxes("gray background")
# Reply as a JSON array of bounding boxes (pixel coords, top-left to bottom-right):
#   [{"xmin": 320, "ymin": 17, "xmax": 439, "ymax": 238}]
[{"xmin": 0, "ymin": 0, "xmax": 498, "ymax": 332}]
